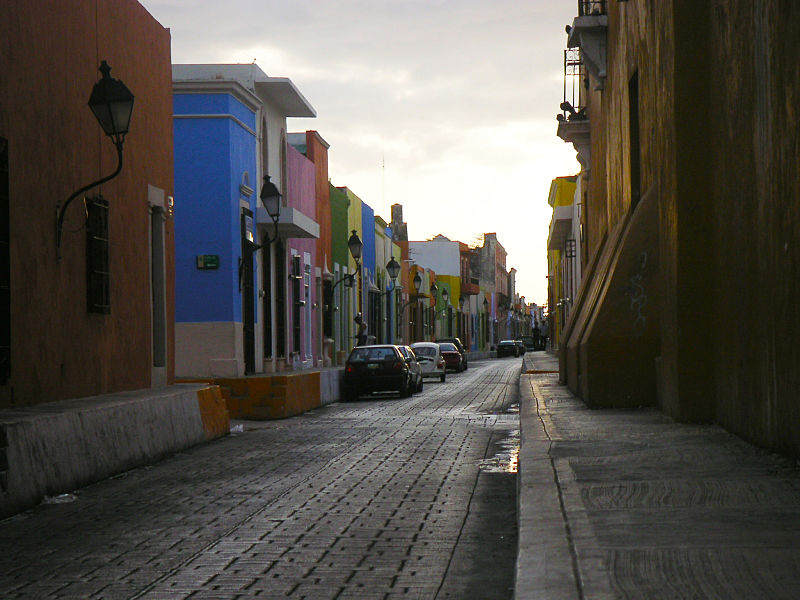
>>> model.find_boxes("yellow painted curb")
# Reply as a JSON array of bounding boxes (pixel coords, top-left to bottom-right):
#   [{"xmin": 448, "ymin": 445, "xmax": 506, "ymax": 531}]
[{"xmin": 195, "ymin": 385, "xmax": 230, "ymax": 439}]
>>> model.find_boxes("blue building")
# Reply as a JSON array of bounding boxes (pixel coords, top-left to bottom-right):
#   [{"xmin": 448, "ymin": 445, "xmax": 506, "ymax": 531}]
[{"xmin": 172, "ymin": 65, "xmax": 316, "ymax": 377}]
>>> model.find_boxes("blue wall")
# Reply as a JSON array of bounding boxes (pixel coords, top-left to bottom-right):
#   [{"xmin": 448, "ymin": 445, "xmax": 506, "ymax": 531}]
[
  {"xmin": 360, "ymin": 203, "xmax": 376, "ymax": 280},
  {"xmin": 173, "ymin": 92, "xmax": 257, "ymax": 324}
]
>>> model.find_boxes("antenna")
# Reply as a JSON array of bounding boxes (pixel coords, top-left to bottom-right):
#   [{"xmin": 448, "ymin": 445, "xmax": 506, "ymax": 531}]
[{"xmin": 381, "ymin": 152, "xmax": 385, "ymax": 208}]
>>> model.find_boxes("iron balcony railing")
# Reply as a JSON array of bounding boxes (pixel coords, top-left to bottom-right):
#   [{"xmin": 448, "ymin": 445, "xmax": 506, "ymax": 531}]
[
  {"xmin": 558, "ymin": 48, "xmax": 587, "ymax": 122},
  {"xmin": 578, "ymin": 0, "xmax": 607, "ymax": 16}
]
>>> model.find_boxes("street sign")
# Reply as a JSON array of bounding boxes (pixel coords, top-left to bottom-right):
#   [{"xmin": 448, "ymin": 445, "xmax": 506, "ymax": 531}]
[{"xmin": 196, "ymin": 254, "xmax": 220, "ymax": 270}]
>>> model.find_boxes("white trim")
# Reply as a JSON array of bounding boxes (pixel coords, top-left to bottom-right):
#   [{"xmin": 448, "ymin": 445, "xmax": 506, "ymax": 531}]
[{"xmin": 174, "ymin": 114, "xmax": 257, "ymax": 137}]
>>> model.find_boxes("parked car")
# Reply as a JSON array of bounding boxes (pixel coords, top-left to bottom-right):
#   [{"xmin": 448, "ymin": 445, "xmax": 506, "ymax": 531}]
[
  {"xmin": 438, "ymin": 342, "xmax": 465, "ymax": 372},
  {"xmin": 410, "ymin": 342, "xmax": 447, "ymax": 382},
  {"xmin": 436, "ymin": 337, "xmax": 468, "ymax": 370},
  {"xmin": 397, "ymin": 345, "xmax": 424, "ymax": 392},
  {"xmin": 515, "ymin": 340, "xmax": 526, "ymax": 355},
  {"xmin": 496, "ymin": 340, "xmax": 518, "ymax": 358},
  {"xmin": 342, "ymin": 345, "xmax": 415, "ymax": 401},
  {"xmin": 521, "ymin": 335, "xmax": 536, "ymax": 352}
]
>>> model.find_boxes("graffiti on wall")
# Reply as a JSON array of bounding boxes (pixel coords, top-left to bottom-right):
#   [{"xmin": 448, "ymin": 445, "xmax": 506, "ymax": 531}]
[{"xmin": 624, "ymin": 251, "xmax": 648, "ymax": 337}]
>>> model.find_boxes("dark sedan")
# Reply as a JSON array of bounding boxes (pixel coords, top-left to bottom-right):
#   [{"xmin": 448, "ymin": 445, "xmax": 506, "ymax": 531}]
[
  {"xmin": 342, "ymin": 345, "xmax": 414, "ymax": 401},
  {"xmin": 496, "ymin": 340, "xmax": 518, "ymax": 358}
]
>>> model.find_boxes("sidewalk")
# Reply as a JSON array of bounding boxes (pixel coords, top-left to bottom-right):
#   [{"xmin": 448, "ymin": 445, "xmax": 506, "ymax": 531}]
[
  {"xmin": 516, "ymin": 351, "xmax": 800, "ymax": 599},
  {"xmin": 0, "ymin": 384, "xmax": 228, "ymax": 518}
]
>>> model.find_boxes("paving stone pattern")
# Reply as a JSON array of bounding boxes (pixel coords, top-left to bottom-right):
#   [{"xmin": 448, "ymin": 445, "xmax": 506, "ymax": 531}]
[{"xmin": 0, "ymin": 359, "xmax": 523, "ymax": 600}]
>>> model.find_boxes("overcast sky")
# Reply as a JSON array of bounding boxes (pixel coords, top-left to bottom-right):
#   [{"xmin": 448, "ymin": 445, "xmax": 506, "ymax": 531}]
[{"xmin": 140, "ymin": 0, "xmax": 580, "ymax": 305}]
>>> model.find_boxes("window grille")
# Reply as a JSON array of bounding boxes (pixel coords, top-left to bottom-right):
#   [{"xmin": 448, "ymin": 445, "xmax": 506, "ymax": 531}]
[
  {"xmin": 560, "ymin": 49, "xmax": 587, "ymax": 122},
  {"xmin": 579, "ymin": 0, "xmax": 607, "ymax": 16},
  {"xmin": 0, "ymin": 138, "xmax": 9, "ymax": 383}
]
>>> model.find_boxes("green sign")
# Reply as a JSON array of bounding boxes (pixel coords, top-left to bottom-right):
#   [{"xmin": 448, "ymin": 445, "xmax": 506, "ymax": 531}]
[{"xmin": 196, "ymin": 254, "xmax": 220, "ymax": 270}]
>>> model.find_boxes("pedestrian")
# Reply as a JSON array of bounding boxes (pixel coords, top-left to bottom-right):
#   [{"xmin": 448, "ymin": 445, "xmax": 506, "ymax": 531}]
[
  {"xmin": 532, "ymin": 321, "xmax": 540, "ymax": 350},
  {"xmin": 354, "ymin": 313, "xmax": 368, "ymax": 347},
  {"xmin": 539, "ymin": 319, "xmax": 549, "ymax": 351}
]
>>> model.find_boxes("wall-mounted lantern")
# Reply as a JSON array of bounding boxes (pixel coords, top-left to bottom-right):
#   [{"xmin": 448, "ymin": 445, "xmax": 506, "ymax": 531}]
[
  {"xmin": 259, "ymin": 175, "xmax": 281, "ymax": 245},
  {"xmin": 56, "ymin": 61, "xmax": 134, "ymax": 261},
  {"xmin": 331, "ymin": 230, "xmax": 364, "ymax": 292},
  {"xmin": 412, "ymin": 272, "xmax": 422, "ymax": 294}
]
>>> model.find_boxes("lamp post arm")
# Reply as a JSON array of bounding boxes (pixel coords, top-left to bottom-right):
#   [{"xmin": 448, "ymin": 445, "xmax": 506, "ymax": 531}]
[
  {"xmin": 400, "ymin": 296, "xmax": 420, "ymax": 312},
  {"xmin": 331, "ymin": 263, "xmax": 361, "ymax": 292},
  {"xmin": 377, "ymin": 280, "xmax": 398, "ymax": 298},
  {"xmin": 331, "ymin": 273, "xmax": 353, "ymax": 292},
  {"xmin": 56, "ymin": 141, "xmax": 123, "ymax": 261}
]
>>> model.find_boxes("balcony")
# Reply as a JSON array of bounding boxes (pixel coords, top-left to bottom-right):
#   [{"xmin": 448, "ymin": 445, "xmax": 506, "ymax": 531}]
[
  {"xmin": 461, "ymin": 281, "xmax": 480, "ymax": 296},
  {"xmin": 567, "ymin": 0, "xmax": 608, "ymax": 90},
  {"xmin": 548, "ymin": 204, "xmax": 574, "ymax": 251},
  {"xmin": 579, "ymin": 0, "xmax": 607, "ymax": 16},
  {"xmin": 557, "ymin": 48, "xmax": 591, "ymax": 176}
]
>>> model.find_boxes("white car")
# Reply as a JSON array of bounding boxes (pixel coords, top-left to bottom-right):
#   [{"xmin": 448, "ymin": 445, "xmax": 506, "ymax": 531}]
[{"xmin": 410, "ymin": 342, "xmax": 447, "ymax": 382}]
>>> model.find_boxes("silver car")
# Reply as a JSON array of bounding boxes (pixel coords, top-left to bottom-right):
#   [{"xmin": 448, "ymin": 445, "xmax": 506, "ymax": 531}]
[
  {"xmin": 397, "ymin": 345, "xmax": 424, "ymax": 392},
  {"xmin": 410, "ymin": 342, "xmax": 447, "ymax": 382}
]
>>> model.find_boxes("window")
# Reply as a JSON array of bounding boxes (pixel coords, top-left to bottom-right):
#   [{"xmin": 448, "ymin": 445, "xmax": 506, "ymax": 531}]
[
  {"xmin": 0, "ymin": 138, "xmax": 9, "ymax": 383},
  {"xmin": 86, "ymin": 194, "xmax": 110, "ymax": 314},
  {"xmin": 629, "ymin": 71, "xmax": 641, "ymax": 208},
  {"xmin": 304, "ymin": 254, "xmax": 312, "ymax": 360}
]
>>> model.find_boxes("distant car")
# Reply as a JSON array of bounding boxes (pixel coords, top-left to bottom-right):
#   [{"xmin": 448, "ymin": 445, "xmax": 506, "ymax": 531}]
[
  {"xmin": 397, "ymin": 345, "xmax": 424, "ymax": 392},
  {"xmin": 521, "ymin": 335, "xmax": 536, "ymax": 352},
  {"xmin": 342, "ymin": 345, "xmax": 415, "ymax": 401},
  {"xmin": 410, "ymin": 342, "xmax": 447, "ymax": 382},
  {"xmin": 438, "ymin": 342, "xmax": 465, "ymax": 372},
  {"xmin": 515, "ymin": 340, "xmax": 526, "ymax": 355},
  {"xmin": 436, "ymin": 337, "xmax": 468, "ymax": 370},
  {"xmin": 497, "ymin": 340, "xmax": 518, "ymax": 358}
]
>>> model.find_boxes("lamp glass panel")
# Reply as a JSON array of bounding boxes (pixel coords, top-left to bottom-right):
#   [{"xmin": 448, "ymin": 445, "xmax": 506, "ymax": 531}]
[
  {"xmin": 348, "ymin": 233, "xmax": 363, "ymax": 260},
  {"xmin": 264, "ymin": 195, "xmax": 280, "ymax": 219},
  {"xmin": 108, "ymin": 99, "xmax": 134, "ymax": 134},
  {"xmin": 386, "ymin": 257, "xmax": 401, "ymax": 280}
]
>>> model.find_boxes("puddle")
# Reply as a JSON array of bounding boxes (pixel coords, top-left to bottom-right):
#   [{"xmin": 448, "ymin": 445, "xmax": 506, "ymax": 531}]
[
  {"xmin": 479, "ymin": 430, "xmax": 520, "ymax": 474},
  {"xmin": 42, "ymin": 493, "xmax": 77, "ymax": 504}
]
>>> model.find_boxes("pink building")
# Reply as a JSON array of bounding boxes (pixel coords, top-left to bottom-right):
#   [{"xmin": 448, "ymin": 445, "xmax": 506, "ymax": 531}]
[{"xmin": 284, "ymin": 143, "xmax": 319, "ymax": 368}]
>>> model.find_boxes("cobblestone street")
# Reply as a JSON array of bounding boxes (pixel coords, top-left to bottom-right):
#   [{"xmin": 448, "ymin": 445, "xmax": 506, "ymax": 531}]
[{"xmin": 0, "ymin": 359, "xmax": 522, "ymax": 600}]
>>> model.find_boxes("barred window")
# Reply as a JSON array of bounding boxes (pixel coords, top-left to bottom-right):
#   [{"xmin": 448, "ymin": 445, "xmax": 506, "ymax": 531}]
[{"xmin": 0, "ymin": 138, "xmax": 9, "ymax": 383}]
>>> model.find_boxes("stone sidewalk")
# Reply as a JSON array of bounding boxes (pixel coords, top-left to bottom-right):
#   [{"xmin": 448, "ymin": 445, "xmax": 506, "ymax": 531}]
[{"xmin": 516, "ymin": 351, "xmax": 800, "ymax": 599}]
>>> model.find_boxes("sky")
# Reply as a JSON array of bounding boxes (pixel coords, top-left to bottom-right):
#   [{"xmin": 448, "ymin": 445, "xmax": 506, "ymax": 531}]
[{"xmin": 140, "ymin": 0, "xmax": 580, "ymax": 305}]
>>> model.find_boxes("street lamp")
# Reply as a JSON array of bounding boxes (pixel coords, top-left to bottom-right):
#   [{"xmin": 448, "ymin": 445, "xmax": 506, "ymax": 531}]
[
  {"xmin": 348, "ymin": 230, "xmax": 363, "ymax": 264},
  {"xmin": 400, "ymin": 271, "xmax": 422, "ymax": 309},
  {"xmin": 386, "ymin": 256, "xmax": 401, "ymax": 284},
  {"xmin": 259, "ymin": 175, "xmax": 281, "ymax": 244},
  {"xmin": 331, "ymin": 230, "xmax": 364, "ymax": 292},
  {"xmin": 57, "ymin": 61, "xmax": 134, "ymax": 261},
  {"xmin": 378, "ymin": 256, "xmax": 401, "ymax": 296}
]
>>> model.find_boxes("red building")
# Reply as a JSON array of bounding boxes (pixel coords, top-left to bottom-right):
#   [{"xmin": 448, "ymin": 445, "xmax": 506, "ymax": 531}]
[
  {"xmin": 0, "ymin": 0, "xmax": 175, "ymax": 406},
  {"xmin": 0, "ymin": 1, "xmax": 229, "ymax": 519}
]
